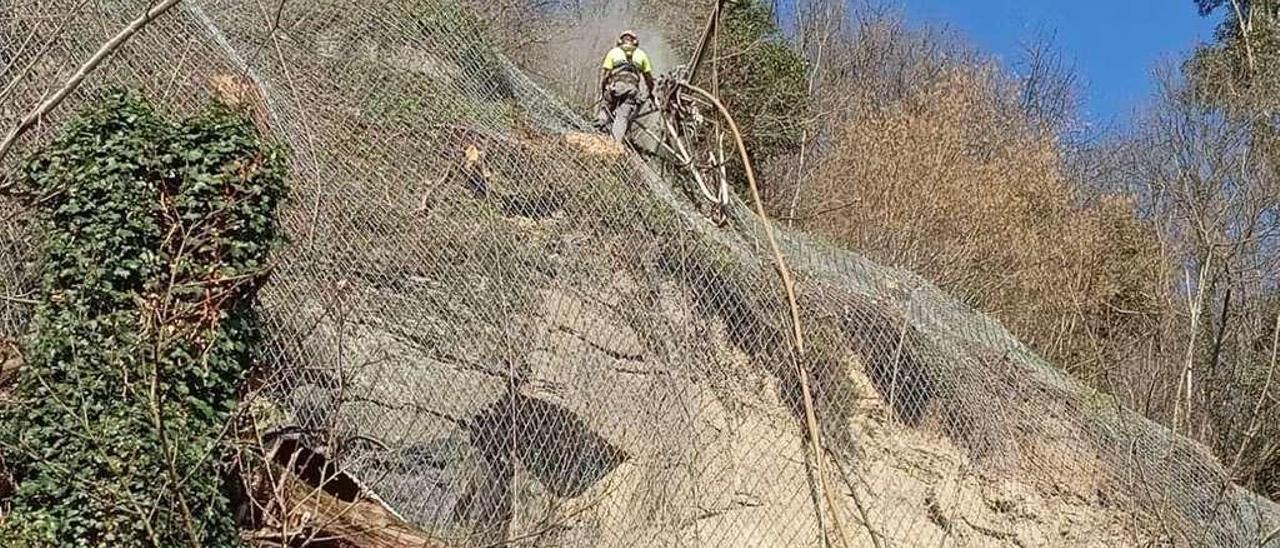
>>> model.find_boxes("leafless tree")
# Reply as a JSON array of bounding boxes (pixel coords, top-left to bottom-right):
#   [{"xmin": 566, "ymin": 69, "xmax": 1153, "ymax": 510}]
[
  {"xmin": 1114, "ymin": 62, "xmax": 1280, "ymax": 497},
  {"xmin": 1013, "ymin": 28, "xmax": 1080, "ymax": 135}
]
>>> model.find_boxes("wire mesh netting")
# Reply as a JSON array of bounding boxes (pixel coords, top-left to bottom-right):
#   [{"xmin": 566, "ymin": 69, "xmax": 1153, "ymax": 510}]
[{"xmin": 2, "ymin": 1, "xmax": 1279, "ymax": 546}]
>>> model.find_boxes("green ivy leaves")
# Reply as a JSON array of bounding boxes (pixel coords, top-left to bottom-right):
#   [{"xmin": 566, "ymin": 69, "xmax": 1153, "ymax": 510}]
[{"xmin": 0, "ymin": 90, "xmax": 286, "ymax": 547}]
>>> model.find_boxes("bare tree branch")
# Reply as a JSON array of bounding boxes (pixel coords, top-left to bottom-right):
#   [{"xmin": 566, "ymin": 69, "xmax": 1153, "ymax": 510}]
[{"xmin": 0, "ymin": 0, "xmax": 184, "ymax": 176}]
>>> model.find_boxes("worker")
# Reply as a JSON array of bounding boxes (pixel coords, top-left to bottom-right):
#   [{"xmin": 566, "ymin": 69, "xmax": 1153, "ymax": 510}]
[{"xmin": 596, "ymin": 30, "xmax": 655, "ymax": 143}]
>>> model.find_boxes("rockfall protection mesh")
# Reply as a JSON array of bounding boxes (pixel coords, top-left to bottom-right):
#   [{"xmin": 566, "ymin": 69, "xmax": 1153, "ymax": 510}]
[{"xmin": 2, "ymin": 2, "xmax": 1279, "ymax": 546}]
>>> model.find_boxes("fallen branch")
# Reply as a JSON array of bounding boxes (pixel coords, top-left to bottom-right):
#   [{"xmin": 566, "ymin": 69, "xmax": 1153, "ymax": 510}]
[
  {"xmin": 0, "ymin": 0, "xmax": 184, "ymax": 175},
  {"xmin": 0, "ymin": 294, "xmax": 38, "ymax": 306},
  {"xmin": 265, "ymin": 467, "xmax": 438, "ymax": 547},
  {"xmin": 246, "ymin": 435, "xmax": 441, "ymax": 547}
]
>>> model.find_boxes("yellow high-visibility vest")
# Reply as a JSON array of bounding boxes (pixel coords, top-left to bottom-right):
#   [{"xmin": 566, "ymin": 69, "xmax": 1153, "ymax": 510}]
[{"xmin": 602, "ymin": 47, "xmax": 653, "ymax": 75}]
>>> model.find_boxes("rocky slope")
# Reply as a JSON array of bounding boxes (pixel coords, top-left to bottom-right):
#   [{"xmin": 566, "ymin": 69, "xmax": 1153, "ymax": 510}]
[{"xmin": 2, "ymin": 2, "xmax": 1279, "ymax": 546}]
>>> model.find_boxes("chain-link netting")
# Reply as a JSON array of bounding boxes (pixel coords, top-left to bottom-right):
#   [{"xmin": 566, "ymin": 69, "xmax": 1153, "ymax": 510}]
[{"xmin": 2, "ymin": 1, "xmax": 1279, "ymax": 546}]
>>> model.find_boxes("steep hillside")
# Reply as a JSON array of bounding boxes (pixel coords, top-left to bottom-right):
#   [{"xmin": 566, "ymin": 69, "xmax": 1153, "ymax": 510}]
[{"xmin": 1, "ymin": 1, "xmax": 1278, "ymax": 546}]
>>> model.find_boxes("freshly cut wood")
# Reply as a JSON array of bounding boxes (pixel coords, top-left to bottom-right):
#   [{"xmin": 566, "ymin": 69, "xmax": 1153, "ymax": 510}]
[
  {"xmin": 254, "ymin": 467, "xmax": 441, "ymax": 547},
  {"xmin": 245, "ymin": 434, "xmax": 442, "ymax": 548}
]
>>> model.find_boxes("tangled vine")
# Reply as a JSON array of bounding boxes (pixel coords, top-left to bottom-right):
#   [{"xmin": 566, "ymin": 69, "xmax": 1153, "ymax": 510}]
[{"xmin": 0, "ymin": 91, "xmax": 286, "ymax": 546}]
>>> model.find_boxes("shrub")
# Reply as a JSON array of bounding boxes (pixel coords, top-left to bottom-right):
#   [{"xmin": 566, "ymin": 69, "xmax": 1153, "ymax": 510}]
[
  {"xmin": 796, "ymin": 68, "xmax": 1165, "ymax": 376},
  {"xmin": 0, "ymin": 91, "xmax": 286, "ymax": 546}
]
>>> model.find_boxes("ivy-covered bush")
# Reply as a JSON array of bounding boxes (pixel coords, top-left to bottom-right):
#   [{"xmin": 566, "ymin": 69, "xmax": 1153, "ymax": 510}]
[{"xmin": 0, "ymin": 92, "xmax": 286, "ymax": 546}]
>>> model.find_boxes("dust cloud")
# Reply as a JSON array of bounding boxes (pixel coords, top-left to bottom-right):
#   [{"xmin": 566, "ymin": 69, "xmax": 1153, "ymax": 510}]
[{"xmin": 531, "ymin": 1, "xmax": 681, "ymax": 109}]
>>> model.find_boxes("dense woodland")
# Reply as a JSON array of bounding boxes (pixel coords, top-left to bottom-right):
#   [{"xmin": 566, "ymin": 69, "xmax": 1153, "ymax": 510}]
[{"xmin": 471, "ymin": 0, "xmax": 1280, "ymax": 501}]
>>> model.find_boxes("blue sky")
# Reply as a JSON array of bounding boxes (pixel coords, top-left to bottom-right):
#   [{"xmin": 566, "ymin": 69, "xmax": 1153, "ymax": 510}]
[{"xmin": 778, "ymin": 1, "xmax": 1221, "ymax": 125}]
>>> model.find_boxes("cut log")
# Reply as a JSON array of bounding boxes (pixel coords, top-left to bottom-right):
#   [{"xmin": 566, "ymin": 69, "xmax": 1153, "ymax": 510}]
[
  {"xmin": 247, "ymin": 466, "xmax": 442, "ymax": 547},
  {"xmin": 243, "ymin": 432, "xmax": 443, "ymax": 548}
]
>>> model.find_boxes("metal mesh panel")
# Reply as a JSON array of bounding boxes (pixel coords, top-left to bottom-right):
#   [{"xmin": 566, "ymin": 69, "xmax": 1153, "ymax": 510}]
[{"xmin": 2, "ymin": 2, "xmax": 1278, "ymax": 546}]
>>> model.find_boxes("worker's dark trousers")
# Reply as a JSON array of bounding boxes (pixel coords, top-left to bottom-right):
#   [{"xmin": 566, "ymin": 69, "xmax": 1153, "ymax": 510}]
[{"xmin": 597, "ymin": 90, "xmax": 640, "ymax": 143}]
